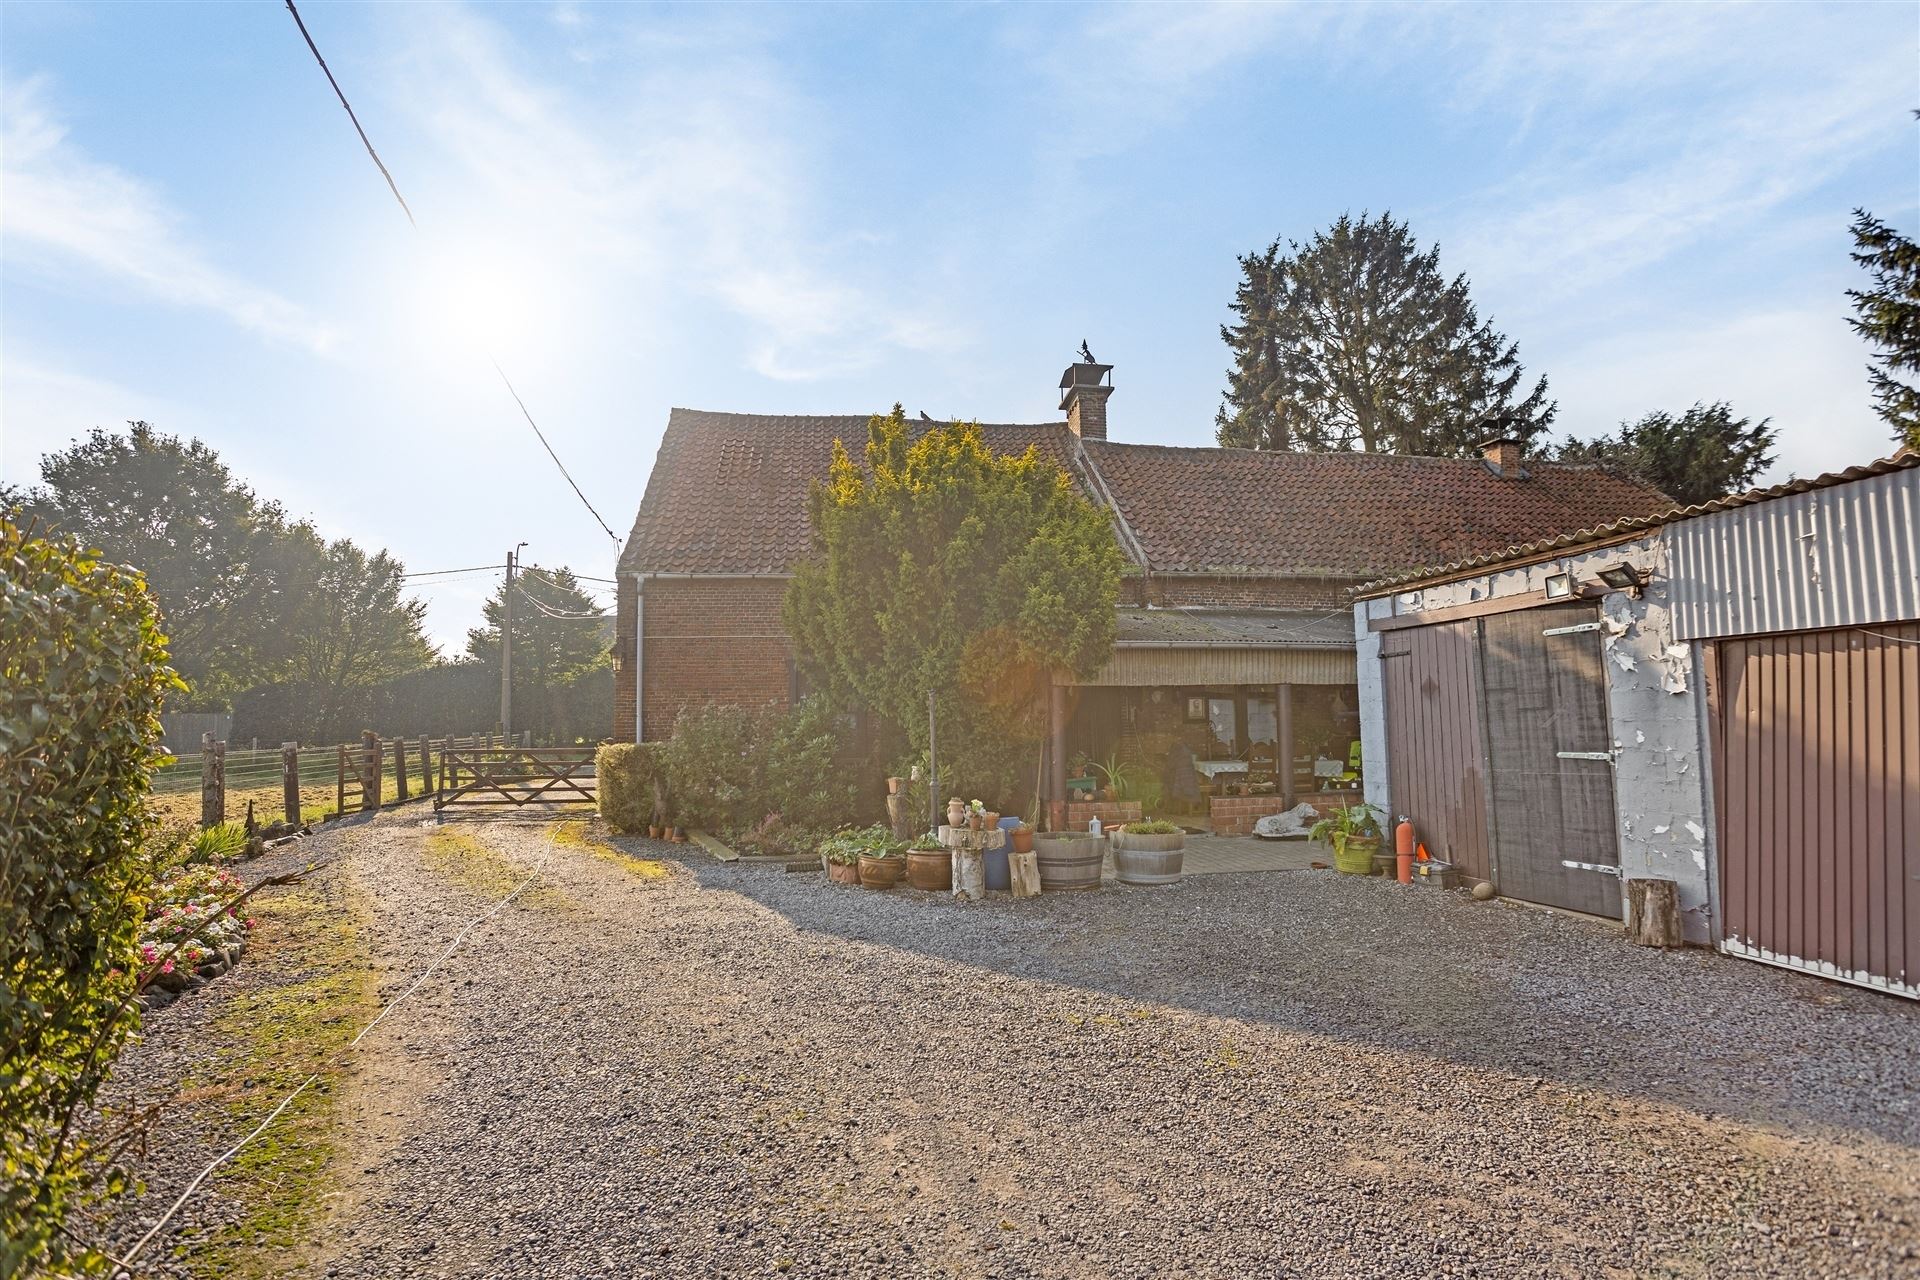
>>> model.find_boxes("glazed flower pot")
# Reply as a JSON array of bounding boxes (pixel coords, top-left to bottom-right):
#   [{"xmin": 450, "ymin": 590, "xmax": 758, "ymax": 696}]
[
  {"xmin": 858, "ymin": 855, "xmax": 903, "ymax": 890},
  {"xmin": 1333, "ymin": 834, "xmax": 1379, "ymax": 876},
  {"xmin": 905, "ymin": 848, "xmax": 952, "ymax": 891},
  {"xmin": 826, "ymin": 860, "xmax": 861, "ymax": 886}
]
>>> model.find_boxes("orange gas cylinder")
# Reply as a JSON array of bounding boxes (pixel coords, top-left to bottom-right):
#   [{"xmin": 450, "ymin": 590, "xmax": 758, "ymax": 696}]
[{"xmin": 1395, "ymin": 819, "xmax": 1415, "ymax": 884}]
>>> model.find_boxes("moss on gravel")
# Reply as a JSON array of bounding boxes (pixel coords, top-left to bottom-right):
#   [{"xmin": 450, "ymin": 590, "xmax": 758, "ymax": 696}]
[
  {"xmin": 172, "ymin": 876, "xmax": 376, "ymax": 1279},
  {"xmin": 420, "ymin": 828, "xmax": 573, "ymax": 908},
  {"xmin": 553, "ymin": 819, "xmax": 670, "ymax": 881}
]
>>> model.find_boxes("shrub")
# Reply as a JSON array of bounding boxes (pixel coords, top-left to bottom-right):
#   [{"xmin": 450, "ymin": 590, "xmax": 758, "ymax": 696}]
[
  {"xmin": 141, "ymin": 863, "xmax": 254, "ymax": 977},
  {"xmin": 653, "ymin": 697, "xmax": 862, "ymax": 835},
  {"xmin": 819, "ymin": 825, "xmax": 901, "ymax": 865},
  {"xmin": 596, "ymin": 742, "xmax": 664, "ymax": 833},
  {"xmin": 1124, "ymin": 819, "xmax": 1183, "ymax": 835},
  {"xmin": 765, "ymin": 696, "xmax": 858, "ymax": 831},
  {"xmin": 1, "ymin": 517, "xmax": 180, "ymax": 1276}
]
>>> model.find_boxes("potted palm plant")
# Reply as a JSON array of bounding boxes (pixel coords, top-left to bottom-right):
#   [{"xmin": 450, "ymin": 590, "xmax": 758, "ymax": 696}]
[{"xmin": 1309, "ymin": 803, "xmax": 1385, "ymax": 876}]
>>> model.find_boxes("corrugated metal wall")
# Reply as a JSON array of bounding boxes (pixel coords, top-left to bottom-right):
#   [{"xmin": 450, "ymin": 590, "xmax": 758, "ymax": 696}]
[
  {"xmin": 1670, "ymin": 466, "xmax": 1920, "ymax": 641},
  {"xmin": 1379, "ymin": 620, "xmax": 1491, "ymax": 879},
  {"xmin": 159, "ymin": 712, "xmax": 233, "ymax": 755},
  {"xmin": 1714, "ymin": 622, "xmax": 1920, "ymax": 999},
  {"xmin": 1088, "ymin": 647, "xmax": 1356, "ymax": 687}
]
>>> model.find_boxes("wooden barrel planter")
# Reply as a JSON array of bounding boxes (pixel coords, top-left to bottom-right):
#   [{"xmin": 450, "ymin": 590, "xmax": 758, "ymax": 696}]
[
  {"xmin": 1033, "ymin": 834, "xmax": 1104, "ymax": 892},
  {"xmin": 1111, "ymin": 831, "xmax": 1186, "ymax": 885},
  {"xmin": 858, "ymin": 855, "xmax": 903, "ymax": 890},
  {"xmin": 905, "ymin": 848, "xmax": 952, "ymax": 891}
]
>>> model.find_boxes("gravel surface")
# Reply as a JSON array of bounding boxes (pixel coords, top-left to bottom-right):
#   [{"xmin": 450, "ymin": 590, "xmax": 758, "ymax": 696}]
[{"xmin": 106, "ymin": 810, "xmax": 1920, "ymax": 1278}]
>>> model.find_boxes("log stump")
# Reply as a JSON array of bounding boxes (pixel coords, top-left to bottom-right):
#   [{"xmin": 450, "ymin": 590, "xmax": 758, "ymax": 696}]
[{"xmin": 1625, "ymin": 877, "xmax": 1683, "ymax": 948}]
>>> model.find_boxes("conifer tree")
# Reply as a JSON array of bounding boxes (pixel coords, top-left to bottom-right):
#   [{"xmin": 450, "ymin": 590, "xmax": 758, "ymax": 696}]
[{"xmin": 1847, "ymin": 208, "xmax": 1920, "ymax": 449}]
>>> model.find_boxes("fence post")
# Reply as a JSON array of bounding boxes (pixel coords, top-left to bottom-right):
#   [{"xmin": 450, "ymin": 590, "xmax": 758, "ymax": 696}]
[
  {"xmin": 362, "ymin": 731, "xmax": 381, "ymax": 810},
  {"xmin": 419, "ymin": 736, "xmax": 433, "ymax": 803},
  {"xmin": 282, "ymin": 742, "xmax": 300, "ymax": 825},
  {"xmin": 337, "ymin": 743, "xmax": 347, "ymax": 818},
  {"xmin": 393, "ymin": 736, "xmax": 410, "ymax": 803},
  {"xmin": 200, "ymin": 732, "xmax": 225, "ymax": 828}
]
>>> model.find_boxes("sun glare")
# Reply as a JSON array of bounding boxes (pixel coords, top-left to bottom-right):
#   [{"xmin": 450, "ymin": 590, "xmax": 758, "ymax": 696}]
[{"xmin": 407, "ymin": 239, "xmax": 556, "ymax": 365}]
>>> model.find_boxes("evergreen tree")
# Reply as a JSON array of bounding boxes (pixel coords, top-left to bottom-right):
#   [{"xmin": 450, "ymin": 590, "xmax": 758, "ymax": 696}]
[
  {"xmin": 1847, "ymin": 208, "xmax": 1920, "ymax": 449},
  {"xmin": 1216, "ymin": 212, "xmax": 1555, "ymax": 455},
  {"xmin": 782, "ymin": 406, "xmax": 1125, "ymax": 809},
  {"xmin": 1555, "ymin": 403, "xmax": 1776, "ymax": 507},
  {"xmin": 465, "ymin": 565, "xmax": 610, "ymax": 741}
]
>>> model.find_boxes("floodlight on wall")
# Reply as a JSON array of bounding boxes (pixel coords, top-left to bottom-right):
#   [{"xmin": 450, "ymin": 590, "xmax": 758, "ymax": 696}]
[
  {"xmin": 1544, "ymin": 572, "xmax": 1575, "ymax": 600},
  {"xmin": 1597, "ymin": 562, "xmax": 1644, "ymax": 595}
]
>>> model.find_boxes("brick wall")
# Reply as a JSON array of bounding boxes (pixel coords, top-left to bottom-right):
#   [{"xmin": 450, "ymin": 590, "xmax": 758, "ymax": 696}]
[
  {"xmin": 1120, "ymin": 575, "xmax": 1360, "ymax": 610},
  {"xmin": 1064, "ymin": 800, "xmax": 1142, "ymax": 829},
  {"xmin": 612, "ymin": 576, "xmax": 794, "ymax": 742},
  {"xmin": 1209, "ymin": 791, "xmax": 1347, "ymax": 836}
]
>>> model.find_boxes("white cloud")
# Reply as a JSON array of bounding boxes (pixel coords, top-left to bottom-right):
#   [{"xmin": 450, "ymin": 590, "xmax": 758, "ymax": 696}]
[
  {"xmin": 0, "ymin": 77, "xmax": 335, "ymax": 352},
  {"xmin": 0, "ymin": 354, "xmax": 181, "ymax": 484},
  {"xmin": 379, "ymin": 5, "xmax": 959, "ymax": 382}
]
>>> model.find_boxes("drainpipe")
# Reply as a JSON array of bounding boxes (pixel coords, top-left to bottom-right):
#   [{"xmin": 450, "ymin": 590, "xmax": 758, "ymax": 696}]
[{"xmin": 632, "ymin": 573, "xmax": 648, "ymax": 743}]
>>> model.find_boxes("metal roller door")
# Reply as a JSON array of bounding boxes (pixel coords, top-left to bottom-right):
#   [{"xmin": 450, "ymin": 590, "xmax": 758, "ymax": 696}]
[{"xmin": 1713, "ymin": 623, "xmax": 1920, "ymax": 998}]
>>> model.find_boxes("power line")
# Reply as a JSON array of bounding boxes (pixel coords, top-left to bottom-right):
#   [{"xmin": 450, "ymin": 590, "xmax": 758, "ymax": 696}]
[
  {"xmin": 400, "ymin": 564, "xmax": 505, "ymax": 579},
  {"xmin": 513, "ymin": 582, "xmax": 605, "ymax": 621},
  {"xmin": 282, "ymin": 0, "xmax": 620, "ymax": 548}
]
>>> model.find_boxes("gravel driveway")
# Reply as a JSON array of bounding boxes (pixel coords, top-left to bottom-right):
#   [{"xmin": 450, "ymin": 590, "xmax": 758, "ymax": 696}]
[{"xmin": 107, "ymin": 811, "xmax": 1920, "ymax": 1279}]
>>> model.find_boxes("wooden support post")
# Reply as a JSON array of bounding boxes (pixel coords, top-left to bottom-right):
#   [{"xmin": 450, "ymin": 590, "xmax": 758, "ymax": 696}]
[
  {"xmin": 336, "ymin": 743, "xmax": 347, "ymax": 818},
  {"xmin": 282, "ymin": 742, "xmax": 300, "ymax": 825},
  {"xmin": 362, "ymin": 730, "xmax": 381, "ymax": 810},
  {"xmin": 419, "ymin": 737, "xmax": 432, "ymax": 804},
  {"xmin": 1625, "ymin": 878, "xmax": 1683, "ymax": 947},
  {"xmin": 200, "ymin": 732, "xmax": 225, "ymax": 829},
  {"xmin": 1048, "ymin": 681, "xmax": 1068, "ymax": 833},
  {"xmin": 1276, "ymin": 683, "xmax": 1295, "ymax": 809},
  {"xmin": 393, "ymin": 736, "xmax": 410, "ymax": 802}
]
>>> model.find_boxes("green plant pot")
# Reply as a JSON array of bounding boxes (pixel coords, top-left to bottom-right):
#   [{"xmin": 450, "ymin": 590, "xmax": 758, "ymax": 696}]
[{"xmin": 1333, "ymin": 834, "xmax": 1379, "ymax": 876}]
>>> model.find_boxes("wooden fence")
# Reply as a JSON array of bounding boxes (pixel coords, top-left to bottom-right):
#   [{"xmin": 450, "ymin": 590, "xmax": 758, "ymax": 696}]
[{"xmin": 178, "ymin": 731, "xmax": 538, "ymax": 827}]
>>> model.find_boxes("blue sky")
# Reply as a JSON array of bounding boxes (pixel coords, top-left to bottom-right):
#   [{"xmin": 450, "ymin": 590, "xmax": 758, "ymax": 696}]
[{"xmin": 3, "ymin": 1, "xmax": 1915, "ymax": 650}]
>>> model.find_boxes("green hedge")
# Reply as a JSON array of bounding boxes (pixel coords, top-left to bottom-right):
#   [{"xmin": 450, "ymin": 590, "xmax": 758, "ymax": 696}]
[
  {"xmin": 596, "ymin": 742, "xmax": 663, "ymax": 833},
  {"xmin": 2, "ymin": 517, "xmax": 179, "ymax": 1275}
]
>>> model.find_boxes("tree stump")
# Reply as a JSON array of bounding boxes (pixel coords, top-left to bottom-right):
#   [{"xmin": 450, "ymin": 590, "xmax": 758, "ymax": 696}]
[
  {"xmin": 1625, "ymin": 877, "xmax": 1683, "ymax": 948},
  {"xmin": 885, "ymin": 793, "xmax": 913, "ymax": 844},
  {"xmin": 1009, "ymin": 849, "xmax": 1041, "ymax": 898}
]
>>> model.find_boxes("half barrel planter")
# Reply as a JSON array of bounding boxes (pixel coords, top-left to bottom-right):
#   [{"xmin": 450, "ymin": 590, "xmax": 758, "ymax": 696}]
[
  {"xmin": 1033, "ymin": 834, "xmax": 1104, "ymax": 892},
  {"xmin": 1111, "ymin": 830, "xmax": 1186, "ymax": 885}
]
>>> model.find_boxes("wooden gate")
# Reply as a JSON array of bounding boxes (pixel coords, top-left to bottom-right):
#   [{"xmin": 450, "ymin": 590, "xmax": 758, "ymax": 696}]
[
  {"xmin": 1380, "ymin": 619, "xmax": 1492, "ymax": 878},
  {"xmin": 1712, "ymin": 623, "xmax": 1919, "ymax": 999},
  {"xmin": 1480, "ymin": 602, "xmax": 1622, "ymax": 919},
  {"xmin": 434, "ymin": 745, "xmax": 599, "ymax": 812}
]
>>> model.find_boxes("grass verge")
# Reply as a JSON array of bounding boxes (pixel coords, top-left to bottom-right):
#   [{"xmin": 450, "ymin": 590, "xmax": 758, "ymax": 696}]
[{"xmin": 171, "ymin": 874, "xmax": 376, "ymax": 1279}]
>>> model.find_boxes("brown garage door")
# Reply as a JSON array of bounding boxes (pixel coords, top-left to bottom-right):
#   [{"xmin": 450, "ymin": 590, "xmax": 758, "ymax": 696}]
[{"xmin": 1713, "ymin": 623, "xmax": 1920, "ymax": 999}]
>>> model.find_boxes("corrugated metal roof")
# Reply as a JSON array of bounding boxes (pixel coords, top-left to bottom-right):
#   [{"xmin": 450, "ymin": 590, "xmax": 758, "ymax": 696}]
[
  {"xmin": 1354, "ymin": 450, "xmax": 1920, "ymax": 598},
  {"xmin": 1084, "ymin": 646, "xmax": 1357, "ymax": 687},
  {"xmin": 1114, "ymin": 607, "xmax": 1354, "ymax": 648},
  {"xmin": 1668, "ymin": 463, "xmax": 1920, "ymax": 639}
]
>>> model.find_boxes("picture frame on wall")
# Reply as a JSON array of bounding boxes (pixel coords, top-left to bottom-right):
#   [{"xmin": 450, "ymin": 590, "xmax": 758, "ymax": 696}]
[{"xmin": 1185, "ymin": 695, "xmax": 1207, "ymax": 722}]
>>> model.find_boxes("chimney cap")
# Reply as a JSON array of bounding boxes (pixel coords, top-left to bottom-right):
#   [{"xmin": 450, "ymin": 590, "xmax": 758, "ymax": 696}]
[
  {"xmin": 1476, "ymin": 434, "xmax": 1525, "ymax": 452},
  {"xmin": 1060, "ymin": 361, "xmax": 1113, "ymax": 390}
]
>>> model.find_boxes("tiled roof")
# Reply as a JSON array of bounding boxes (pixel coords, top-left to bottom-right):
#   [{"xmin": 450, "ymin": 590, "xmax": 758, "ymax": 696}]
[
  {"xmin": 1079, "ymin": 441, "xmax": 1671, "ymax": 578},
  {"xmin": 618, "ymin": 410, "xmax": 1077, "ymax": 575},
  {"xmin": 1354, "ymin": 447, "xmax": 1920, "ymax": 597},
  {"xmin": 619, "ymin": 409, "xmax": 1674, "ymax": 581},
  {"xmin": 1115, "ymin": 607, "xmax": 1354, "ymax": 648}
]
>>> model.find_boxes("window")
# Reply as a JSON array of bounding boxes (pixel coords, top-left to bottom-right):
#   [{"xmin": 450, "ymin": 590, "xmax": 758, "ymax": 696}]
[{"xmin": 1207, "ymin": 698, "xmax": 1236, "ymax": 756}]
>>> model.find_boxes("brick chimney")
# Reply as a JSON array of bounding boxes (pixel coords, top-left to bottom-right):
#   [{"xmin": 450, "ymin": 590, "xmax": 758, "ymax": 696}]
[
  {"xmin": 1060, "ymin": 358, "xmax": 1113, "ymax": 440},
  {"xmin": 1478, "ymin": 435, "xmax": 1527, "ymax": 479}
]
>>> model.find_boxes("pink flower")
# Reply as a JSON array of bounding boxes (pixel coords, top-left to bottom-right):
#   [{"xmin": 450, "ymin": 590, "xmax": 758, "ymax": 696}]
[{"xmin": 160, "ymin": 959, "xmax": 174, "ymax": 974}]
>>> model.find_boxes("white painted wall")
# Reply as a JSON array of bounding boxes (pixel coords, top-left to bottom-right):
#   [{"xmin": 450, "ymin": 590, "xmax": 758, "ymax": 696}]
[{"xmin": 1353, "ymin": 533, "xmax": 1716, "ymax": 943}]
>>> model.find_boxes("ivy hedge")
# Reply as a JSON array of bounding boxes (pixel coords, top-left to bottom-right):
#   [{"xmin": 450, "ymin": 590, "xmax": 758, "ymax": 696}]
[{"xmin": 1, "ymin": 517, "xmax": 180, "ymax": 1275}]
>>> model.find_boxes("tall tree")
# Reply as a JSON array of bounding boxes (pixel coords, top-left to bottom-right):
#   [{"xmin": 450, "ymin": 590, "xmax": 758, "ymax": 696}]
[
  {"xmin": 783, "ymin": 406, "xmax": 1125, "ymax": 808},
  {"xmin": 1847, "ymin": 208, "xmax": 1920, "ymax": 449},
  {"xmin": 6, "ymin": 423, "xmax": 292, "ymax": 703},
  {"xmin": 281, "ymin": 533, "xmax": 436, "ymax": 726},
  {"xmin": 465, "ymin": 565, "xmax": 609, "ymax": 740},
  {"xmin": 1555, "ymin": 403, "xmax": 1776, "ymax": 506},
  {"xmin": 1216, "ymin": 212, "xmax": 1555, "ymax": 455}
]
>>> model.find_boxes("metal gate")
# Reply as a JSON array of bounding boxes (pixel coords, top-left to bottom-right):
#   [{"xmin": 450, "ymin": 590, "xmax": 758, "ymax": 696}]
[
  {"xmin": 434, "ymin": 746, "xmax": 599, "ymax": 812},
  {"xmin": 1480, "ymin": 602, "xmax": 1621, "ymax": 919},
  {"xmin": 1712, "ymin": 623, "xmax": 1919, "ymax": 998}
]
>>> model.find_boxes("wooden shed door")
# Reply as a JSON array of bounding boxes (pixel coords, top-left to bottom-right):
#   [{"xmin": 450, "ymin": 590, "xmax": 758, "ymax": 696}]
[
  {"xmin": 1380, "ymin": 620, "xmax": 1493, "ymax": 880},
  {"xmin": 1713, "ymin": 624, "xmax": 1920, "ymax": 999},
  {"xmin": 1480, "ymin": 603, "xmax": 1622, "ymax": 919}
]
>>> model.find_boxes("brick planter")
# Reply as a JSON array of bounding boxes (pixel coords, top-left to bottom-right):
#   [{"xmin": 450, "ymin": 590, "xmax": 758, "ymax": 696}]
[
  {"xmin": 1209, "ymin": 792, "xmax": 1350, "ymax": 836},
  {"xmin": 1063, "ymin": 800, "xmax": 1142, "ymax": 830}
]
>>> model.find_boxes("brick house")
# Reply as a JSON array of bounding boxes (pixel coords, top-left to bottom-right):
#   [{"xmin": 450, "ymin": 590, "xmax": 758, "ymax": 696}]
[{"xmin": 614, "ymin": 360, "xmax": 1669, "ymax": 829}]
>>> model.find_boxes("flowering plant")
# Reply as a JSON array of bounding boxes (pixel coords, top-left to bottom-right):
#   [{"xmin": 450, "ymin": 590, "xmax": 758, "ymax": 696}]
[{"xmin": 139, "ymin": 862, "xmax": 254, "ymax": 976}]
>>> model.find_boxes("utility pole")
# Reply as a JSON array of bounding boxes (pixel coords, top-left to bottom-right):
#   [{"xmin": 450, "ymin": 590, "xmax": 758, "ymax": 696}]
[{"xmin": 502, "ymin": 543, "xmax": 525, "ymax": 739}]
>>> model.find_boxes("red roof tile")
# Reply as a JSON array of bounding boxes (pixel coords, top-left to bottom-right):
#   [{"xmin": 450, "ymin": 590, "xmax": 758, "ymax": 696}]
[{"xmin": 1079, "ymin": 440, "xmax": 1672, "ymax": 578}]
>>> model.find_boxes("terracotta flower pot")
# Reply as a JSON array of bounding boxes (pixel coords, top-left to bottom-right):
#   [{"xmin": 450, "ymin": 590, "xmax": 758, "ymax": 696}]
[
  {"xmin": 826, "ymin": 860, "xmax": 861, "ymax": 886},
  {"xmin": 858, "ymin": 855, "xmax": 903, "ymax": 890},
  {"xmin": 887, "ymin": 776, "xmax": 904, "ymax": 795},
  {"xmin": 1011, "ymin": 827, "xmax": 1034, "ymax": 854},
  {"xmin": 648, "ymin": 825, "xmax": 662, "ymax": 839},
  {"xmin": 905, "ymin": 848, "xmax": 952, "ymax": 891},
  {"xmin": 947, "ymin": 799, "xmax": 967, "ymax": 828}
]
